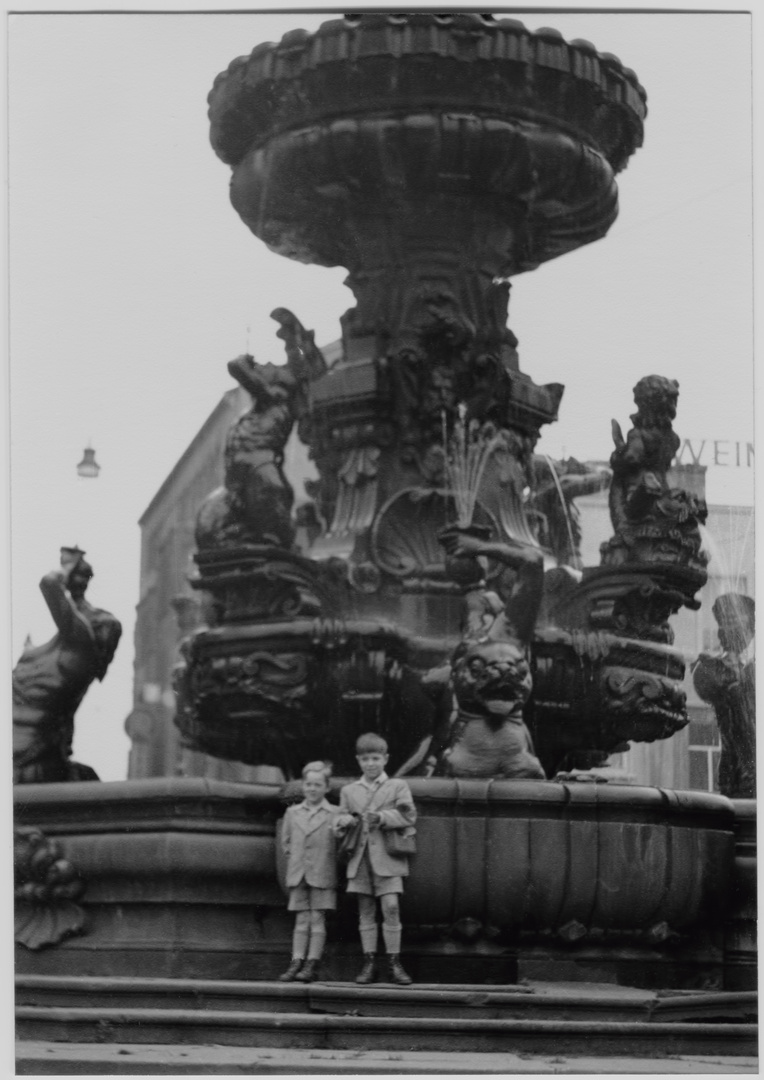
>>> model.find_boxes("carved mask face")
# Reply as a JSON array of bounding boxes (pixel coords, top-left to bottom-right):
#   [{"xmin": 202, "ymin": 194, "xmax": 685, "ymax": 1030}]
[{"xmin": 452, "ymin": 640, "xmax": 532, "ymax": 718}]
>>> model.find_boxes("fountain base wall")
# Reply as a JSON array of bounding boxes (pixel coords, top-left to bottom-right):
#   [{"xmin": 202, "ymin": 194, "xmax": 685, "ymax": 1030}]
[{"xmin": 14, "ymin": 778, "xmax": 751, "ymax": 990}]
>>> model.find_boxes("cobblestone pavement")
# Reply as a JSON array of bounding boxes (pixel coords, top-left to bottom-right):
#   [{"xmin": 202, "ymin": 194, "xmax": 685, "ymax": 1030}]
[{"xmin": 16, "ymin": 1041, "xmax": 759, "ymax": 1075}]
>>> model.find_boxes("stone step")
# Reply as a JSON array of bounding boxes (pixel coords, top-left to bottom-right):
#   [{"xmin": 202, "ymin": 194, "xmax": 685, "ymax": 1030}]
[
  {"xmin": 15, "ymin": 1004, "xmax": 757, "ymax": 1057},
  {"xmin": 15, "ymin": 975, "xmax": 757, "ymax": 1024}
]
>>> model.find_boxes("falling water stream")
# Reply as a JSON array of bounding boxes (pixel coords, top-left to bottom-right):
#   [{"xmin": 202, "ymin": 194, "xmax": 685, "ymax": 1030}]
[{"xmin": 543, "ymin": 454, "xmax": 578, "ymax": 566}]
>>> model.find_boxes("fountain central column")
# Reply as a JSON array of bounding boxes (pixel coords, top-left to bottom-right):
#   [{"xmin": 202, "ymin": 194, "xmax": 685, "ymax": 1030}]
[{"xmin": 209, "ymin": 14, "xmax": 646, "ymax": 587}]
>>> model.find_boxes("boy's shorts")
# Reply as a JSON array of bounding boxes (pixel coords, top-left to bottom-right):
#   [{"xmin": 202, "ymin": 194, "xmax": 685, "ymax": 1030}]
[
  {"xmin": 288, "ymin": 883, "xmax": 337, "ymax": 911},
  {"xmin": 347, "ymin": 852, "xmax": 403, "ymax": 897}
]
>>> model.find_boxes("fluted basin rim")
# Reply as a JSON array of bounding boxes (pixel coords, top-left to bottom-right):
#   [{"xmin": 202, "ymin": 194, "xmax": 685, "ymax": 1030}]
[
  {"xmin": 209, "ymin": 12, "xmax": 646, "ymax": 172},
  {"xmin": 406, "ymin": 776, "xmax": 733, "ymax": 818}
]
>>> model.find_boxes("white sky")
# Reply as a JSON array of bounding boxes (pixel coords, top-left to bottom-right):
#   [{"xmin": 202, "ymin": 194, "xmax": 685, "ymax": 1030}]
[{"xmin": 6, "ymin": 5, "xmax": 755, "ymax": 781}]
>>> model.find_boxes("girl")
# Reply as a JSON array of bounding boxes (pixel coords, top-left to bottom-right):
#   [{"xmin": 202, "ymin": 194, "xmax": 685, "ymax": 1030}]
[{"xmin": 279, "ymin": 760, "xmax": 338, "ymax": 982}]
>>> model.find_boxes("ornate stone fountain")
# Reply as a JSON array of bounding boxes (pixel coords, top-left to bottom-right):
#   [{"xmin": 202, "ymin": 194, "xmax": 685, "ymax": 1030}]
[
  {"xmin": 15, "ymin": 15, "xmax": 751, "ymax": 996},
  {"xmin": 177, "ymin": 13, "xmax": 705, "ymax": 778},
  {"xmin": 169, "ymin": 14, "xmax": 734, "ymax": 981}
]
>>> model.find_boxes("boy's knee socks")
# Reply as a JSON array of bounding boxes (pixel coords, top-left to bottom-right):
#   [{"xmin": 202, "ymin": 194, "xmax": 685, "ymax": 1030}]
[
  {"xmin": 381, "ymin": 920, "xmax": 402, "ymax": 955},
  {"xmin": 359, "ymin": 920, "xmax": 379, "ymax": 954},
  {"xmin": 357, "ymin": 895, "xmax": 378, "ymax": 953},
  {"xmin": 307, "ymin": 911, "xmax": 326, "ymax": 960},
  {"xmin": 307, "ymin": 929, "xmax": 326, "ymax": 960},
  {"xmin": 292, "ymin": 911, "xmax": 310, "ymax": 959}
]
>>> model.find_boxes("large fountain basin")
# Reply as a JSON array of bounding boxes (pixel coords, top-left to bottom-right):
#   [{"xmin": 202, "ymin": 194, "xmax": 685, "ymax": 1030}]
[
  {"xmin": 15, "ymin": 778, "xmax": 738, "ymax": 986},
  {"xmin": 404, "ymin": 779, "xmax": 733, "ymax": 938}
]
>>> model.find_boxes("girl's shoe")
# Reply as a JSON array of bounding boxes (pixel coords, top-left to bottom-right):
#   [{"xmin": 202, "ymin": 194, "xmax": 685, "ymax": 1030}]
[
  {"xmin": 295, "ymin": 959, "xmax": 319, "ymax": 982},
  {"xmin": 278, "ymin": 958, "xmax": 304, "ymax": 982}
]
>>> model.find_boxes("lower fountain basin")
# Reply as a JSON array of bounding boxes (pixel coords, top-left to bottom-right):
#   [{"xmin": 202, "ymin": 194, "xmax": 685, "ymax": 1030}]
[
  {"xmin": 15, "ymin": 778, "xmax": 739, "ymax": 987},
  {"xmin": 404, "ymin": 779, "xmax": 733, "ymax": 938}
]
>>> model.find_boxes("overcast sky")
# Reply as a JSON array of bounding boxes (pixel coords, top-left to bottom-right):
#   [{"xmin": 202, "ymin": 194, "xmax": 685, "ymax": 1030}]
[{"xmin": 7, "ymin": 5, "xmax": 754, "ymax": 780}]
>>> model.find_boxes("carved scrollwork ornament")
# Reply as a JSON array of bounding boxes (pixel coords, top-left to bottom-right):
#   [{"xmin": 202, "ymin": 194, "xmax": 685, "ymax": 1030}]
[{"xmin": 14, "ymin": 828, "xmax": 86, "ymax": 949}]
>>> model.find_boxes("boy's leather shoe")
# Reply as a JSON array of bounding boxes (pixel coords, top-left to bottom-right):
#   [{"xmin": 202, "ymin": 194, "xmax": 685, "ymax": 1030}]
[
  {"xmin": 278, "ymin": 958, "xmax": 303, "ymax": 982},
  {"xmin": 295, "ymin": 959, "xmax": 319, "ymax": 982},
  {"xmin": 387, "ymin": 955, "xmax": 412, "ymax": 985},
  {"xmin": 355, "ymin": 953, "xmax": 377, "ymax": 984}
]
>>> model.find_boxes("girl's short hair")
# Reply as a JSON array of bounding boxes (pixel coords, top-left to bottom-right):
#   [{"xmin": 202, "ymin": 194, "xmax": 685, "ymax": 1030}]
[
  {"xmin": 355, "ymin": 732, "xmax": 388, "ymax": 755},
  {"xmin": 301, "ymin": 760, "xmax": 332, "ymax": 783}
]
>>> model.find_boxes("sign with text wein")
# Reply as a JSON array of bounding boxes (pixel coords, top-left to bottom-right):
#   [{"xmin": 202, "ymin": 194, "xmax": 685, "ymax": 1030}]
[{"xmin": 674, "ymin": 440, "xmax": 754, "ymax": 468}]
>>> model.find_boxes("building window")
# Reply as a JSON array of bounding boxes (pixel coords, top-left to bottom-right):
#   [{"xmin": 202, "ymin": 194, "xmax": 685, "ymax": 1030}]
[{"xmin": 687, "ymin": 712, "xmax": 721, "ymax": 793}]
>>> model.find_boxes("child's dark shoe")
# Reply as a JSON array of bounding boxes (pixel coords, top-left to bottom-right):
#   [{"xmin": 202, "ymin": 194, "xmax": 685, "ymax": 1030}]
[
  {"xmin": 279, "ymin": 958, "xmax": 304, "ymax": 982},
  {"xmin": 355, "ymin": 953, "xmax": 377, "ymax": 984},
  {"xmin": 295, "ymin": 959, "xmax": 319, "ymax": 982},
  {"xmin": 387, "ymin": 955, "xmax": 412, "ymax": 985}
]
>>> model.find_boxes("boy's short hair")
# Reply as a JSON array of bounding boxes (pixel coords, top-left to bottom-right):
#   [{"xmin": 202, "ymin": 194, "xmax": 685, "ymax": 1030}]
[
  {"xmin": 355, "ymin": 732, "xmax": 388, "ymax": 755},
  {"xmin": 301, "ymin": 759, "xmax": 332, "ymax": 782}
]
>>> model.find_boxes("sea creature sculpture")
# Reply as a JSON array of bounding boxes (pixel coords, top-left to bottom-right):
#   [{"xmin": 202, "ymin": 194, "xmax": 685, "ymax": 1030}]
[
  {"xmin": 421, "ymin": 530, "xmax": 546, "ymax": 780},
  {"xmin": 13, "ymin": 548, "xmax": 122, "ymax": 783},
  {"xmin": 195, "ymin": 355, "xmax": 301, "ymax": 550}
]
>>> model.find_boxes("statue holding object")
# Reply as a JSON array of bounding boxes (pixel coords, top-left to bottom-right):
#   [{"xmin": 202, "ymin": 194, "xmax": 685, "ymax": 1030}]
[
  {"xmin": 13, "ymin": 548, "xmax": 122, "ymax": 784},
  {"xmin": 692, "ymin": 593, "xmax": 755, "ymax": 799},
  {"xmin": 530, "ymin": 456, "xmax": 612, "ymax": 570}
]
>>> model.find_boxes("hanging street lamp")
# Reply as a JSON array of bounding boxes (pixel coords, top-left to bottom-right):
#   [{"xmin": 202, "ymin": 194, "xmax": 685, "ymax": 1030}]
[{"xmin": 76, "ymin": 446, "xmax": 100, "ymax": 479}]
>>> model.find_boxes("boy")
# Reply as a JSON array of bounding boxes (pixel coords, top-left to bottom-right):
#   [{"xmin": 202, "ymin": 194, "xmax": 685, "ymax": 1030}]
[
  {"xmin": 335, "ymin": 732, "xmax": 416, "ymax": 985},
  {"xmin": 279, "ymin": 760, "xmax": 337, "ymax": 983}
]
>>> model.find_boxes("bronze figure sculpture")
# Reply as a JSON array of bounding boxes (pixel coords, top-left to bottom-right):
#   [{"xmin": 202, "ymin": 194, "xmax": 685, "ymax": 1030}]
[
  {"xmin": 13, "ymin": 548, "xmax": 122, "ymax": 783},
  {"xmin": 693, "ymin": 593, "xmax": 755, "ymax": 799},
  {"xmin": 603, "ymin": 375, "xmax": 707, "ymax": 580},
  {"xmin": 422, "ymin": 529, "xmax": 546, "ymax": 780},
  {"xmin": 529, "ymin": 456, "xmax": 611, "ymax": 569},
  {"xmin": 195, "ymin": 354, "xmax": 303, "ymax": 551}
]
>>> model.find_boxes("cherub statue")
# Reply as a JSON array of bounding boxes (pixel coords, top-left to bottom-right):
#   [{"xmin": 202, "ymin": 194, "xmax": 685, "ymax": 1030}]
[
  {"xmin": 196, "ymin": 355, "xmax": 300, "ymax": 550},
  {"xmin": 409, "ymin": 531, "xmax": 546, "ymax": 779},
  {"xmin": 608, "ymin": 375, "xmax": 679, "ymax": 534},
  {"xmin": 692, "ymin": 593, "xmax": 755, "ymax": 798},
  {"xmin": 603, "ymin": 375, "xmax": 706, "ymax": 572},
  {"xmin": 13, "ymin": 548, "xmax": 122, "ymax": 783}
]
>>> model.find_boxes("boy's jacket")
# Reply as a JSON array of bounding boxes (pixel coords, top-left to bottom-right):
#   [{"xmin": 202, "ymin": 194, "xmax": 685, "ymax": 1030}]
[
  {"xmin": 337, "ymin": 777, "xmax": 417, "ymax": 879},
  {"xmin": 281, "ymin": 799, "xmax": 339, "ymax": 889}
]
